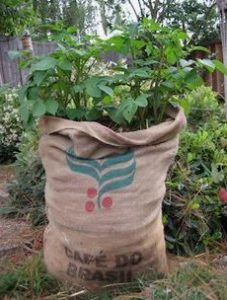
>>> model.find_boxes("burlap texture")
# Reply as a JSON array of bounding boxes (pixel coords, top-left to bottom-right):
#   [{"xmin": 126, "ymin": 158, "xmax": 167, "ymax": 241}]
[{"xmin": 39, "ymin": 107, "xmax": 186, "ymax": 288}]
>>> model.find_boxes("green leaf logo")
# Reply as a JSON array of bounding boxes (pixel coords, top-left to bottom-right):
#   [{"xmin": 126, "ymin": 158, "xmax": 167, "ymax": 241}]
[{"xmin": 66, "ymin": 146, "xmax": 136, "ymax": 212}]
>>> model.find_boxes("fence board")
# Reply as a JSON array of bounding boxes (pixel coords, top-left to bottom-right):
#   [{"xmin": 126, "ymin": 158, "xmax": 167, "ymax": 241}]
[
  {"xmin": 0, "ymin": 37, "xmax": 57, "ymax": 87},
  {"xmin": 198, "ymin": 42, "xmax": 225, "ymax": 97}
]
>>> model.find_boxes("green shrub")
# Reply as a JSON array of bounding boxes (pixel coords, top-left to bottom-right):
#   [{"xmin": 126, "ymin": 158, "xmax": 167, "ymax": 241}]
[
  {"xmin": 4, "ymin": 130, "xmax": 46, "ymax": 226},
  {"xmin": 164, "ymin": 88, "xmax": 227, "ymax": 255},
  {"xmin": 185, "ymin": 85, "xmax": 220, "ymax": 126},
  {"xmin": 0, "ymin": 86, "xmax": 23, "ymax": 163}
]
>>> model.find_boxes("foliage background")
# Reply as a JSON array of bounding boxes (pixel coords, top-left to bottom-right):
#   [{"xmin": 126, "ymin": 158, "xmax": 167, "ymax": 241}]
[
  {"xmin": 0, "ymin": 0, "xmax": 219, "ymax": 47},
  {"xmin": 164, "ymin": 86, "xmax": 227, "ymax": 255},
  {"xmin": 0, "ymin": 87, "xmax": 23, "ymax": 163}
]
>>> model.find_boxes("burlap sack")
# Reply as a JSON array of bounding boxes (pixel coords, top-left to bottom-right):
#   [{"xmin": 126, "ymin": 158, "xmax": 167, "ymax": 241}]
[{"xmin": 39, "ymin": 107, "xmax": 186, "ymax": 288}]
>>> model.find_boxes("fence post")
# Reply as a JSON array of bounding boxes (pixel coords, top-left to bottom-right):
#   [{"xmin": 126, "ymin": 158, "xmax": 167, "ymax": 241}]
[
  {"xmin": 217, "ymin": 0, "xmax": 227, "ymax": 116},
  {"xmin": 21, "ymin": 30, "xmax": 33, "ymax": 53}
]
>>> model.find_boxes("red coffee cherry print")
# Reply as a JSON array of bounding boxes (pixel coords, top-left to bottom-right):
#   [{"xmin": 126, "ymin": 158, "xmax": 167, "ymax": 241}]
[
  {"xmin": 87, "ymin": 187, "xmax": 97, "ymax": 198},
  {"xmin": 85, "ymin": 201, "xmax": 95, "ymax": 212},
  {"xmin": 102, "ymin": 197, "xmax": 113, "ymax": 209}
]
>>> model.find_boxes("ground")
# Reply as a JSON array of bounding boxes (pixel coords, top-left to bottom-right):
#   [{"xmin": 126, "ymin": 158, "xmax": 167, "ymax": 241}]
[{"xmin": 0, "ymin": 165, "xmax": 43, "ymax": 274}]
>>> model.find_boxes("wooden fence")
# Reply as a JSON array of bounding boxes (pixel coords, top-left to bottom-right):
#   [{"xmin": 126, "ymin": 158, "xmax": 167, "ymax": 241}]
[
  {"xmin": 0, "ymin": 36, "xmax": 225, "ymax": 97},
  {"xmin": 193, "ymin": 42, "xmax": 224, "ymax": 97},
  {"xmin": 0, "ymin": 36, "xmax": 57, "ymax": 87}
]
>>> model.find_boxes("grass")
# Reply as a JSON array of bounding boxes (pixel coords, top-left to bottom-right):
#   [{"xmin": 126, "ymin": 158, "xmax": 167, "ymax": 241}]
[
  {"xmin": 0, "ymin": 254, "xmax": 60, "ymax": 299},
  {"xmin": 152, "ymin": 263, "xmax": 227, "ymax": 300},
  {"xmin": 1, "ymin": 254, "xmax": 227, "ymax": 300}
]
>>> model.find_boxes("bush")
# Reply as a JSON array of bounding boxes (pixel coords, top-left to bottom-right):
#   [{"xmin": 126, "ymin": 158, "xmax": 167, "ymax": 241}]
[
  {"xmin": 0, "ymin": 86, "xmax": 23, "ymax": 163},
  {"xmin": 4, "ymin": 130, "xmax": 46, "ymax": 226},
  {"xmin": 184, "ymin": 86, "xmax": 220, "ymax": 127},
  {"xmin": 164, "ymin": 87, "xmax": 227, "ymax": 255}
]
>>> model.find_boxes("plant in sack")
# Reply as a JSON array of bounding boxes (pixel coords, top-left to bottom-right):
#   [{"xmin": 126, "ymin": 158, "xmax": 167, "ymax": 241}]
[{"xmin": 18, "ymin": 20, "xmax": 227, "ymax": 288}]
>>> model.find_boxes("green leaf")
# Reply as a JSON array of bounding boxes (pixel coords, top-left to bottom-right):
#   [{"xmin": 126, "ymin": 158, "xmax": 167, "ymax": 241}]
[
  {"xmin": 73, "ymin": 84, "xmax": 84, "ymax": 93},
  {"xmin": 123, "ymin": 101, "xmax": 138, "ymax": 123},
  {"xmin": 106, "ymin": 36, "xmax": 125, "ymax": 52},
  {"xmin": 185, "ymin": 70, "xmax": 204, "ymax": 89},
  {"xmin": 98, "ymin": 85, "xmax": 113, "ymax": 97},
  {"xmin": 58, "ymin": 59, "xmax": 72, "ymax": 71},
  {"xmin": 33, "ymin": 71, "xmax": 47, "ymax": 86},
  {"xmin": 113, "ymin": 98, "xmax": 137, "ymax": 124},
  {"xmin": 197, "ymin": 59, "xmax": 215, "ymax": 72},
  {"xmin": 131, "ymin": 40, "xmax": 146, "ymax": 50},
  {"xmin": 179, "ymin": 59, "xmax": 194, "ymax": 68},
  {"xmin": 32, "ymin": 100, "xmax": 46, "ymax": 117},
  {"xmin": 179, "ymin": 98, "xmax": 191, "ymax": 115},
  {"xmin": 85, "ymin": 78, "xmax": 102, "ymax": 98},
  {"xmin": 135, "ymin": 94, "xmax": 148, "ymax": 107},
  {"xmin": 177, "ymin": 31, "xmax": 188, "ymax": 40},
  {"xmin": 27, "ymin": 86, "xmax": 39, "ymax": 99},
  {"xmin": 86, "ymin": 85, "xmax": 102, "ymax": 98},
  {"xmin": 106, "ymin": 107, "xmax": 125, "ymax": 125},
  {"xmin": 67, "ymin": 26, "xmax": 77, "ymax": 34},
  {"xmin": 128, "ymin": 23, "xmax": 138, "ymax": 38},
  {"xmin": 31, "ymin": 57, "xmax": 58, "ymax": 71},
  {"xmin": 161, "ymin": 81, "xmax": 175, "ymax": 90},
  {"xmin": 129, "ymin": 69, "xmax": 150, "ymax": 78},
  {"xmin": 86, "ymin": 108, "xmax": 102, "ymax": 121},
  {"xmin": 18, "ymin": 85, "xmax": 28, "ymax": 103},
  {"xmin": 189, "ymin": 46, "xmax": 210, "ymax": 54},
  {"xmin": 213, "ymin": 60, "xmax": 227, "ymax": 75},
  {"xmin": 211, "ymin": 163, "xmax": 224, "ymax": 183},
  {"xmin": 165, "ymin": 235, "xmax": 177, "ymax": 242},
  {"xmin": 45, "ymin": 99, "xmax": 59, "ymax": 115},
  {"xmin": 73, "ymin": 49, "xmax": 87, "ymax": 57},
  {"xmin": 67, "ymin": 108, "xmax": 86, "ymax": 120},
  {"xmin": 143, "ymin": 18, "xmax": 160, "ymax": 31},
  {"xmin": 165, "ymin": 46, "xmax": 177, "ymax": 64},
  {"xmin": 19, "ymin": 104, "xmax": 29, "ymax": 124},
  {"xmin": 102, "ymin": 95, "xmax": 112, "ymax": 104},
  {"xmin": 212, "ymin": 231, "xmax": 222, "ymax": 240},
  {"xmin": 135, "ymin": 59, "xmax": 159, "ymax": 66},
  {"xmin": 19, "ymin": 60, "xmax": 31, "ymax": 70},
  {"xmin": 169, "ymin": 96, "xmax": 191, "ymax": 116}
]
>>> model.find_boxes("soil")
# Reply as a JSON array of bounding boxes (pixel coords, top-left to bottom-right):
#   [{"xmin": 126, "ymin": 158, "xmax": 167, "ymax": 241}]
[{"xmin": 0, "ymin": 164, "xmax": 44, "ymax": 274}]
